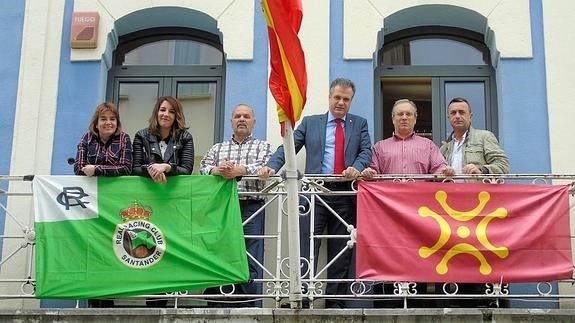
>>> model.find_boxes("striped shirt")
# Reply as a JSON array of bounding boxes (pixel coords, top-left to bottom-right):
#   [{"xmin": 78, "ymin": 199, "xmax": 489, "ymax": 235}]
[
  {"xmin": 74, "ymin": 131, "xmax": 133, "ymax": 176},
  {"xmin": 200, "ymin": 135, "xmax": 273, "ymax": 195},
  {"xmin": 369, "ymin": 133, "xmax": 447, "ymax": 174}
]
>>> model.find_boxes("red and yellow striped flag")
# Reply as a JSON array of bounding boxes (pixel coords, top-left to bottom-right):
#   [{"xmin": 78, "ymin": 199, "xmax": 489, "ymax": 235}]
[{"xmin": 262, "ymin": 0, "xmax": 307, "ymax": 135}]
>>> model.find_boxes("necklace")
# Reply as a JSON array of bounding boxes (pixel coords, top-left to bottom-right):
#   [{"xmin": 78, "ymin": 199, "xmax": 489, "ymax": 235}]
[{"xmin": 159, "ymin": 140, "xmax": 168, "ymax": 159}]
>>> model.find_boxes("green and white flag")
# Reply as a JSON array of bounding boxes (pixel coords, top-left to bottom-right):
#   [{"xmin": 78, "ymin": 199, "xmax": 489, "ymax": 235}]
[{"xmin": 33, "ymin": 175, "xmax": 248, "ymax": 298}]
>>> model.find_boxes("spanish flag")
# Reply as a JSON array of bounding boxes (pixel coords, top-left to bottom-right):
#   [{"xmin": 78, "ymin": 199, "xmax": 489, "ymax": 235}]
[
  {"xmin": 262, "ymin": 0, "xmax": 307, "ymax": 134},
  {"xmin": 356, "ymin": 182, "xmax": 573, "ymax": 283}
]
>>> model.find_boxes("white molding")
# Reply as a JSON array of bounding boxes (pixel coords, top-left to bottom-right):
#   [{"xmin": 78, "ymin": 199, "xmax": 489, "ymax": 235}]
[
  {"xmin": 344, "ymin": 0, "xmax": 532, "ymax": 59},
  {"xmin": 543, "ymin": 1, "xmax": 575, "ymax": 175},
  {"xmin": 2, "ymin": 0, "xmax": 65, "ymax": 307},
  {"xmin": 71, "ymin": 0, "xmax": 254, "ymax": 61}
]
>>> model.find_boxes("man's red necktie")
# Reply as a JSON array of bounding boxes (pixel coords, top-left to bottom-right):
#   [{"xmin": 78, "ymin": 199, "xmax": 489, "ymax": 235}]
[{"xmin": 334, "ymin": 118, "xmax": 345, "ymax": 174}]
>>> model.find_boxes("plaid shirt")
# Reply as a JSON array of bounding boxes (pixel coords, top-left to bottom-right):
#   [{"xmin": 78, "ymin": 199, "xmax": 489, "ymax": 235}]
[
  {"xmin": 200, "ymin": 135, "xmax": 273, "ymax": 195},
  {"xmin": 74, "ymin": 131, "xmax": 133, "ymax": 176}
]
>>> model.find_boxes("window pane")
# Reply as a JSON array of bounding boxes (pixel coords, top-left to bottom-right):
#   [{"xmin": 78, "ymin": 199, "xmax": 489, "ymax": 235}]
[
  {"xmin": 117, "ymin": 82, "xmax": 160, "ymax": 139},
  {"xmin": 444, "ymin": 81, "xmax": 486, "ymax": 137},
  {"xmin": 124, "ymin": 40, "xmax": 222, "ymax": 65},
  {"xmin": 381, "ymin": 77, "xmax": 432, "ymax": 139},
  {"xmin": 382, "ymin": 43, "xmax": 407, "ymax": 65},
  {"xmin": 176, "ymin": 82, "xmax": 217, "ymax": 174},
  {"xmin": 411, "ymin": 39, "xmax": 486, "ymax": 65},
  {"xmin": 382, "ymin": 38, "xmax": 487, "ymax": 65}
]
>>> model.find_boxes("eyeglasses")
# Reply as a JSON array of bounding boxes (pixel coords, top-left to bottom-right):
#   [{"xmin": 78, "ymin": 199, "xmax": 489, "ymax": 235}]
[{"xmin": 393, "ymin": 112, "xmax": 415, "ymax": 118}]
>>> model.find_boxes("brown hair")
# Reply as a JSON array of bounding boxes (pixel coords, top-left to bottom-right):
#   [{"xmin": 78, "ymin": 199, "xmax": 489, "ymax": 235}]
[
  {"xmin": 88, "ymin": 102, "xmax": 122, "ymax": 137},
  {"xmin": 148, "ymin": 96, "xmax": 188, "ymax": 140}
]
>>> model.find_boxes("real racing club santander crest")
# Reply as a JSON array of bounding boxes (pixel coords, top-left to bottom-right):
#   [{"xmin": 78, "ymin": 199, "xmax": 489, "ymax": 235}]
[{"xmin": 113, "ymin": 201, "xmax": 166, "ymax": 269}]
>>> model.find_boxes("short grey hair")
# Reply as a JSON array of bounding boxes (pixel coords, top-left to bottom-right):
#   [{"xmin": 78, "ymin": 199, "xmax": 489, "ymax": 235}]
[
  {"xmin": 391, "ymin": 99, "xmax": 418, "ymax": 117},
  {"xmin": 231, "ymin": 103, "xmax": 255, "ymax": 119}
]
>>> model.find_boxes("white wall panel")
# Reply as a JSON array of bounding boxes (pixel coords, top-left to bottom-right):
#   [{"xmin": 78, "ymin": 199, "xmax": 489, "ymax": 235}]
[
  {"xmin": 543, "ymin": 1, "xmax": 575, "ymax": 175},
  {"xmin": 72, "ymin": 0, "xmax": 254, "ymax": 61},
  {"xmin": 344, "ymin": 0, "xmax": 532, "ymax": 59},
  {"xmin": 3, "ymin": 0, "xmax": 65, "ymax": 309}
]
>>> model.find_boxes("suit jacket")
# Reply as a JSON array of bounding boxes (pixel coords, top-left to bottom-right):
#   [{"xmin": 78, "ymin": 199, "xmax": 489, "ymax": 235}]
[
  {"xmin": 267, "ymin": 112, "xmax": 372, "ymax": 174},
  {"xmin": 132, "ymin": 128, "xmax": 194, "ymax": 176},
  {"xmin": 440, "ymin": 126, "xmax": 510, "ymax": 174}
]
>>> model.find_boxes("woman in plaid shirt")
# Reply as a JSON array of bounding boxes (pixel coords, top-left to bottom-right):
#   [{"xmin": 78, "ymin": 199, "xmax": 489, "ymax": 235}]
[{"xmin": 74, "ymin": 102, "xmax": 132, "ymax": 176}]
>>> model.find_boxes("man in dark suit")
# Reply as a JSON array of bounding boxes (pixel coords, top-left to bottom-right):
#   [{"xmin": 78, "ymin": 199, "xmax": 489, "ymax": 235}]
[{"xmin": 260, "ymin": 78, "xmax": 372, "ymax": 308}]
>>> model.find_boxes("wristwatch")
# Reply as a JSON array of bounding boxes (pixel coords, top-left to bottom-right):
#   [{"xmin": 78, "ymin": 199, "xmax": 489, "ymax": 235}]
[{"xmin": 480, "ymin": 166, "xmax": 489, "ymax": 174}]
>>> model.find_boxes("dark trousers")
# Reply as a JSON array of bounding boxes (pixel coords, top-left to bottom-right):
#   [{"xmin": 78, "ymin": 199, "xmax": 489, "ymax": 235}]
[
  {"xmin": 436, "ymin": 282, "xmax": 508, "ymax": 308},
  {"xmin": 205, "ymin": 199, "xmax": 265, "ymax": 307},
  {"xmin": 374, "ymin": 282, "xmax": 508, "ymax": 308},
  {"xmin": 374, "ymin": 282, "xmax": 429, "ymax": 308},
  {"xmin": 300, "ymin": 182, "xmax": 357, "ymax": 308}
]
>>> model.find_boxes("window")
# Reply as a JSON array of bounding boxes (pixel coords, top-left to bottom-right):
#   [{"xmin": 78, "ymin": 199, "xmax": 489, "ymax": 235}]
[
  {"xmin": 374, "ymin": 27, "xmax": 497, "ymax": 143},
  {"xmin": 107, "ymin": 28, "xmax": 225, "ymax": 173}
]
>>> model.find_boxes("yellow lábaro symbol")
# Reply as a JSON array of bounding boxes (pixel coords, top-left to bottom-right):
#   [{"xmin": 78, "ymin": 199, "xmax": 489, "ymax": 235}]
[{"xmin": 418, "ymin": 190, "xmax": 508, "ymax": 275}]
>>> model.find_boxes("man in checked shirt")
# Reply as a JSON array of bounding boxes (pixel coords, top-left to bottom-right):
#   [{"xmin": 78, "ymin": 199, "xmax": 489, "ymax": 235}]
[{"xmin": 200, "ymin": 103, "xmax": 273, "ymax": 307}]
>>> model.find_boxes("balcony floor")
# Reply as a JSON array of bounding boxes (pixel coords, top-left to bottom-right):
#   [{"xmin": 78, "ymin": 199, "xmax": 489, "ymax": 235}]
[{"xmin": 1, "ymin": 308, "xmax": 575, "ymax": 322}]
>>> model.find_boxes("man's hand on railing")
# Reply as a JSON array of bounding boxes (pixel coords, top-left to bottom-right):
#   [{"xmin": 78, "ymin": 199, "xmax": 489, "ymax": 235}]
[
  {"xmin": 342, "ymin": 166, "xmax": 360, "ymax": 179},
  {"xmin": 462, "ymin": 164, "xmax": 483, "ymax": 174},
  {"xmin": 360, "ymin": 167, "xmax": 376, "ymax": 179},
  {"xmin": 211, "ymin": 159, "xmax": 244, "ymax": 180},
  {"xmin": 442, "ymin": 166, "xmax": 456, "ymax": 177},
  {"xmin": 258, "ymin": 166, "xmax": 276, "ymax": 180}
]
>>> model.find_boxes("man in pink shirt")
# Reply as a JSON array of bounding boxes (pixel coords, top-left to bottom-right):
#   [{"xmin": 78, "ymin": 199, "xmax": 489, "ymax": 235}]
[
  {"xmin": 362, "ymin": 99, "xmax": 453, "ymax": 177},
  {"xmin": 361, "ymin": 98, "xmax": 452, "ymax": 308}
]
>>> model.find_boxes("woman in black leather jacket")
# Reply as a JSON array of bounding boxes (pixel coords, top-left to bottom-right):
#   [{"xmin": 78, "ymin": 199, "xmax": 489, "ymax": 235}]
[{"xmin": 132, "ymin": 96, "xmax": 194, "ymax": 182}]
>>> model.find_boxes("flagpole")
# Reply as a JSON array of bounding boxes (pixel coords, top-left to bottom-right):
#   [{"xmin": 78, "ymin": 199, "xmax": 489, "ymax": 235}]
[
  {"xmin": 282, "ymin": 121, "xmax": 303, "ymax": 308},
  {"xmin": 261, "ymin": 0, "xmax": 306, "ymax": 308}
]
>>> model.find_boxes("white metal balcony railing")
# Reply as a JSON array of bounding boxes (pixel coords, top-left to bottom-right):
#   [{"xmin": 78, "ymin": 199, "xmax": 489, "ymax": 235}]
[{"xmin": 0, "ymin": 174, "xmax": 574, "ymax": 309}]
